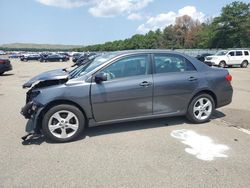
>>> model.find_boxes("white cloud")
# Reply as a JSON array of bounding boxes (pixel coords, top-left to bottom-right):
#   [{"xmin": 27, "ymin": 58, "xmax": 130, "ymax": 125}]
[
  {"xmin": 36, "ymin": 0, "xmax": 153, "ymax": 18},
  {"xmin": 127, "ymin": 13, "xmax": 143, "ymax": 20},
  {"xmin": 36, "ymin": 0, "xmax": 90, "ymax": 8},
  {"xmin": 89, "ymin": 0, "xmax": 153, "ymax": 17},
  {"xmin": 137, "ymin": 6, "xmax": 205, "ymax": 34}
]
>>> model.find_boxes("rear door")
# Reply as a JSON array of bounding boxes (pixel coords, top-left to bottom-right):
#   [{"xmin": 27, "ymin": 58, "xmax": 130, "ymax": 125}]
[
  {"xmin": 235, "ymin": 51, "xmax": 244, "ymax": 64},
  {"xmin": 152, "ymin": 53, "xmax": 199, "ymax": 114},
  {"xmin": 91, "ymin": 54, "xmax": 153, "ymax": 122}
]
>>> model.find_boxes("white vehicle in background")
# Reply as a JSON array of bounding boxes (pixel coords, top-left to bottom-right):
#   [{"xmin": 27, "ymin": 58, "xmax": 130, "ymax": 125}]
[
  {"xmin": 205, "ymin": 50, "xmax": 250, "ymax": 68},
  {"xmin": 0, "ymin": 50, "xmax": 7, "ymax": 55}
]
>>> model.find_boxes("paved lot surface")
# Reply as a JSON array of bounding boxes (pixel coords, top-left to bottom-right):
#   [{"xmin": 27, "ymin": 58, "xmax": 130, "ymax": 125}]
[{"xmin": 0, "ymin": 59, "xmax": 250, "ymax": 188}]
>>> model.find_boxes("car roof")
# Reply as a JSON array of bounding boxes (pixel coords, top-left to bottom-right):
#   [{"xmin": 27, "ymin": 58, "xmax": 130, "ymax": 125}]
[{"xmin": 110, "ymin": 49, "xmax": 187, "ymax": 56}]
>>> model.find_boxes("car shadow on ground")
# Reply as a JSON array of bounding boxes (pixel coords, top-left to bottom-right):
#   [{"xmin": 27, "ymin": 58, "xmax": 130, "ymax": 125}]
[
  {"xmin": 22, "ymin": 110, "xmax": 226, "ymax": 145},
  {"xmin": 0, "ymin": 73, "xmax": 14, "ymax": 76}
]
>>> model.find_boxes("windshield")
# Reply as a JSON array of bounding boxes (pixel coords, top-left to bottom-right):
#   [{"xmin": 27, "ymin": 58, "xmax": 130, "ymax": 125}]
[
  {"xmin": 69, "ymin": 53, "xmax": 117, "ymax": 79},
  {"xmin": 215, "ymin": 51, "xmax": 228, "ymax": 56}
]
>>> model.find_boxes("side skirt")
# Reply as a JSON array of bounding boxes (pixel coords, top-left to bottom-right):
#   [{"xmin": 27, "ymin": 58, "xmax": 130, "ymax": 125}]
[{"xmin": 88, "ymin": 111, "xmax": 184, "ymax": 127}]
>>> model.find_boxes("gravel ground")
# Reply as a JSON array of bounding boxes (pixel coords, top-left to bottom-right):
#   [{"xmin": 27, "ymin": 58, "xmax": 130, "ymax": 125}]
[{"xmin": 0, "ymin": 58, "xmax": 250, "ymax": 188}]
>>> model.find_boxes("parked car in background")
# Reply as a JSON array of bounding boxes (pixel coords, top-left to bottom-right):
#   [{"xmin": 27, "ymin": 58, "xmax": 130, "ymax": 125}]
[
  {"xmin": 0, "ymin": 59, "xmax": 12, "ymax": 75},
  {"xmin": 74, "ymin": 53, "xmax": 98, "ymax": 66},
  {"xmin": 9, "ymin": 53, "xmax": 22, "ymax": 58},
  {"xmin": 0, "ymin": 50, "xmax": 7, "ymax": 55},
  {"xmin": 21, "ymin": 50, "xmax": 233, "ymax": 142},
  {"xmin": 40, "ymin": 54, "xmax": 69, "ymax": 62},
  {"xmin": 72, "ymin": 53, "xmax": 83, "ymax": 62},
  {"xmin": 58, "ymin": 52, "xmax": 70, "ymax": 58},
  {"xmin": 205, "ymin": 50, "xmax": 250, "ymax": 68},
  {"xmin": 195, "ymin": 53, "xmax": 213, "ymax": 65},
  {"xmin": 20, "ymin": 54, "xmax": 41, "ymax": 61}
]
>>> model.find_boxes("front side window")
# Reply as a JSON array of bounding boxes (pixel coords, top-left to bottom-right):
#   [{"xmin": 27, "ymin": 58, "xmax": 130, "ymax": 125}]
[
  {"xmin": 236, "ymin": 51, "xmax": 243, "ymax": 56},
  {"xmin": 228, "ymin": 51, "xmax": 235, "ymax": 56},
  {"xmin": 154, "ymin": 54, "xmax": 196, "ymax": 74},
  {"xmin": 102, "ymin": 55, "xmax": 149, "ymax": 80}
]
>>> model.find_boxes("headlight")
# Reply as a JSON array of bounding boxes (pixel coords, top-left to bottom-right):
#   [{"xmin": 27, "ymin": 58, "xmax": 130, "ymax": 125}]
[
  {"xmin": 26, "ymin": 90, "xmax": 40, "ymax": 103},
  {"xmin": 30, "ymin": 91, "xmax": 40, "ymax": 99}
]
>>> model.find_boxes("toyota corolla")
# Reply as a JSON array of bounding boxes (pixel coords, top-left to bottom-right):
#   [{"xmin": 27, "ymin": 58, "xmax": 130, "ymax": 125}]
[{"xmin": 21, "ymin": 50, "xmax": 233, "ymax": 142}]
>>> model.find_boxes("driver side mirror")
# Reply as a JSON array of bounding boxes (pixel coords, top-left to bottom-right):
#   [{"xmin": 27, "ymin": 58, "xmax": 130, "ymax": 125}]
[{"xmin": 95, "ymin": 72, "xmax": 107, "ymax": 83}]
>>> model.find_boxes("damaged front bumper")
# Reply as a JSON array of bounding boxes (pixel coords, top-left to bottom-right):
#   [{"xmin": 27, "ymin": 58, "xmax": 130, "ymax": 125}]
[{"xmin": 21, "ymin": 101, "xmax": 44, "ymax": 134}]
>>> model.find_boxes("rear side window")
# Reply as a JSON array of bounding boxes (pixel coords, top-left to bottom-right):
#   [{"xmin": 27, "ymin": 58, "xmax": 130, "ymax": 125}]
[
  {"xmin": 244, "ymin": 51, "xmax": 249, "ymax": 56},
  {"xmin": 229, "ymin": 51, "xmax": 235, "ymax": 56},
  {"xmin": 154, "ymin": 54, "xmax": 196, "ymax": 74},
  {"xmin": 236, "ymin": 51, "xmax": 243, "ymax": 56}
]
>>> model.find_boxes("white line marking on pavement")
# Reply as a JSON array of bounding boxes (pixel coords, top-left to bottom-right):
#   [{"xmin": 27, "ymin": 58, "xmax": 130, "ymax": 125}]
[
  {"xmin": 171, "ymin": 129, "xmax": 229, "ymax": 161},
  {"xmin": 234, "ymin": 127, "xmax": 250, "ymax": 135}
]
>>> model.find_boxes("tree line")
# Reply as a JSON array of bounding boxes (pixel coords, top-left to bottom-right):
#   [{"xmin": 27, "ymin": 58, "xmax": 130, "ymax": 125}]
[{"xmin": 78, "ymin": 1, "xmax": 250, "ymax": 52}]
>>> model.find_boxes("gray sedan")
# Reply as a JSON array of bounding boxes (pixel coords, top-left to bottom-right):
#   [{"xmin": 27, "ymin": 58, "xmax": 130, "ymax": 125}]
[{"xmin": 21, "ymin": 50, "xmax": 233, "ymax": 142}]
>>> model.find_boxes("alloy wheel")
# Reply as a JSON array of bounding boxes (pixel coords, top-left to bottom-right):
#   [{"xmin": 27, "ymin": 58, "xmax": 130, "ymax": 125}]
[
  {"xmin": 48, "ymin": 110, "xmax": 79, "ymax": 139},
  {"xmin": 193, "ymin": 98, "xmax": 212, "ymax": 120}
]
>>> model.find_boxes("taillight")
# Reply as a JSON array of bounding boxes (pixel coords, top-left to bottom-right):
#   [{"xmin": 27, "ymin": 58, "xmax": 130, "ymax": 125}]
[
  {"xmin": 225, "ymin": 74, "xmax": 232, "ymax": 82},
  {"xmin": 0, "ymin": 60, "xmax": 6, "ymax": 64}
]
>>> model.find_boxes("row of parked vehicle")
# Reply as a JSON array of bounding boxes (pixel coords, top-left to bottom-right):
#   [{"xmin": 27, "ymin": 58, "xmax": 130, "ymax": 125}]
[
  {"xmin": 20, "ymin": 53, "xmax": 70, "ymax": 62},
  {"xmin": 0, "ymin": 52, "xmax": 99, "ymax": 75}
]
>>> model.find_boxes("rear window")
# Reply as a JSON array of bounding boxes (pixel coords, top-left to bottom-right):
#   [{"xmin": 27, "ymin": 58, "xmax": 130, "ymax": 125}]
[
  {"xmin": 244, "ymin": 51, "xmax": 249, "ymax": 56},
  {"xmin": 236, "ymin": 51, "xmax": 243, "ymax": 56}
]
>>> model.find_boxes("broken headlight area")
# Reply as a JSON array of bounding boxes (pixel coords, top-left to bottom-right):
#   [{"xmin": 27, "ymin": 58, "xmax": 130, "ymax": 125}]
[
  {"xmin": 26, "ymin": 90, "xmax": 40, "ymax": 103},
  {"xmin": 21, "ymin": 101, "xmax": 43, "ymax": 119}
]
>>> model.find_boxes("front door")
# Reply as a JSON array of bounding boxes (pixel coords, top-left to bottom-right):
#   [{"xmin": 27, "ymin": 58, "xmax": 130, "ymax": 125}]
[
  {"xmin": 227, "ymin": 51, "xmax": 237, "ymax": 65},
  {"xmin": 91, "ymin": 54, "xmax": 153, "ymax": 122}
]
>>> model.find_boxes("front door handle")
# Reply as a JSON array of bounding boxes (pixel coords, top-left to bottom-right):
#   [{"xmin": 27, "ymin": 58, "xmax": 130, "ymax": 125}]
[
  {"xmin": 139, "ymin": 81, "xmax": 152, "ymax": 87},
  {"xmin": 188, "ymin": 76, "xmax": 198, "ymax": 81}
]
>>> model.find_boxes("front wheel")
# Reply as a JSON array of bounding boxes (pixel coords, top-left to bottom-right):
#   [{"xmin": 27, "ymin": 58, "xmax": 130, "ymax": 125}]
[
  {"xmin": 42, "ymin": 104, "xmax": 85, "ymax": 142},
  {"xmin": 186, "ymin": 94, "xmax": 215, "ymax": 123},
  {"xmin": 219, "ymin": 61, "xmax": 226, "ymax": 68}
]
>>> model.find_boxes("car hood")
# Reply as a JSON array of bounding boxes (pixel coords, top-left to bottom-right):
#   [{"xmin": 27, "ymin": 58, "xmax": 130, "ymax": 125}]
[{"xmin": 23, "ymin": 69, "xmax": 69, "ymax": 88}]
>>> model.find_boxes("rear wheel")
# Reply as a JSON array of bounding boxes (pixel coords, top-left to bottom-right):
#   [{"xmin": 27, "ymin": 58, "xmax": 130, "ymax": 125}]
[
  {"xmin": 187, "ymin": 94, "xmax": 215, "ymax": 123},
  {"xmin": 42, "ymin": 104, "xmax": 85, "ymax": 142},
  {"xmin": 219, "ymin": 61, "xmax": 226, "ymax": 68},
  {"xmin": 241, "ymin": 60, "xmax": 248, "ymax": 68}
]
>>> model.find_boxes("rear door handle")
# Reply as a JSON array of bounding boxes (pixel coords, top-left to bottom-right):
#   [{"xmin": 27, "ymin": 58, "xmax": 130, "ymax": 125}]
[
  {"xmin": 139, "ymin": 81, "xmax": 152, "ymax": 87},
  {"xmin": 188, "ymin": 76, "xmax": 198, "ymax": 81}
]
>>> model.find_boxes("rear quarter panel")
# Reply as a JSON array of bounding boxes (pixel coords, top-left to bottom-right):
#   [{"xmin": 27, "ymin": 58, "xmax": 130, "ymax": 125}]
[{"xmin": 204, "ymin": 67, "xmax": 233, "ymax": 108}]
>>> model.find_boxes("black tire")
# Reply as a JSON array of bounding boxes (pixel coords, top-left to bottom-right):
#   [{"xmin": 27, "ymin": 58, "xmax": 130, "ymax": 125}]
[
  {"xmin": 42, "ymin": 104, "xmax": 85, "ymax": 142},
  {"xmin": 241, "ymin": 60, "xmax": 248, "ymax": 68},
  {"xmin": 219, "ymin": 61, "xmax": 226, "ymax": 68},
  {"xmin": 0, "ymin": 72, "xmax": 4, "ymax": 75},
  {"xmin": 186, "ymin": 93, "xmax": 215, "ymax": 124}
]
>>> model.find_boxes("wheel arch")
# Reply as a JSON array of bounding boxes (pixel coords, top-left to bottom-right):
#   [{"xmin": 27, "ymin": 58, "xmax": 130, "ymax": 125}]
[
  {"xmin": 190, "ymin": 89, "xmax": 217, "ymax": 108},
  {"xmin": 37, "ymin": 99, "xmax": 88, "ymax": 130}
]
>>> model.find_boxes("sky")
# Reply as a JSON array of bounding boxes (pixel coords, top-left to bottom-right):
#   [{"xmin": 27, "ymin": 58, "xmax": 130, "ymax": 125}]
[{"xmin": 0, "ymin": 0, "xmax": 246, "ymax": 45}]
